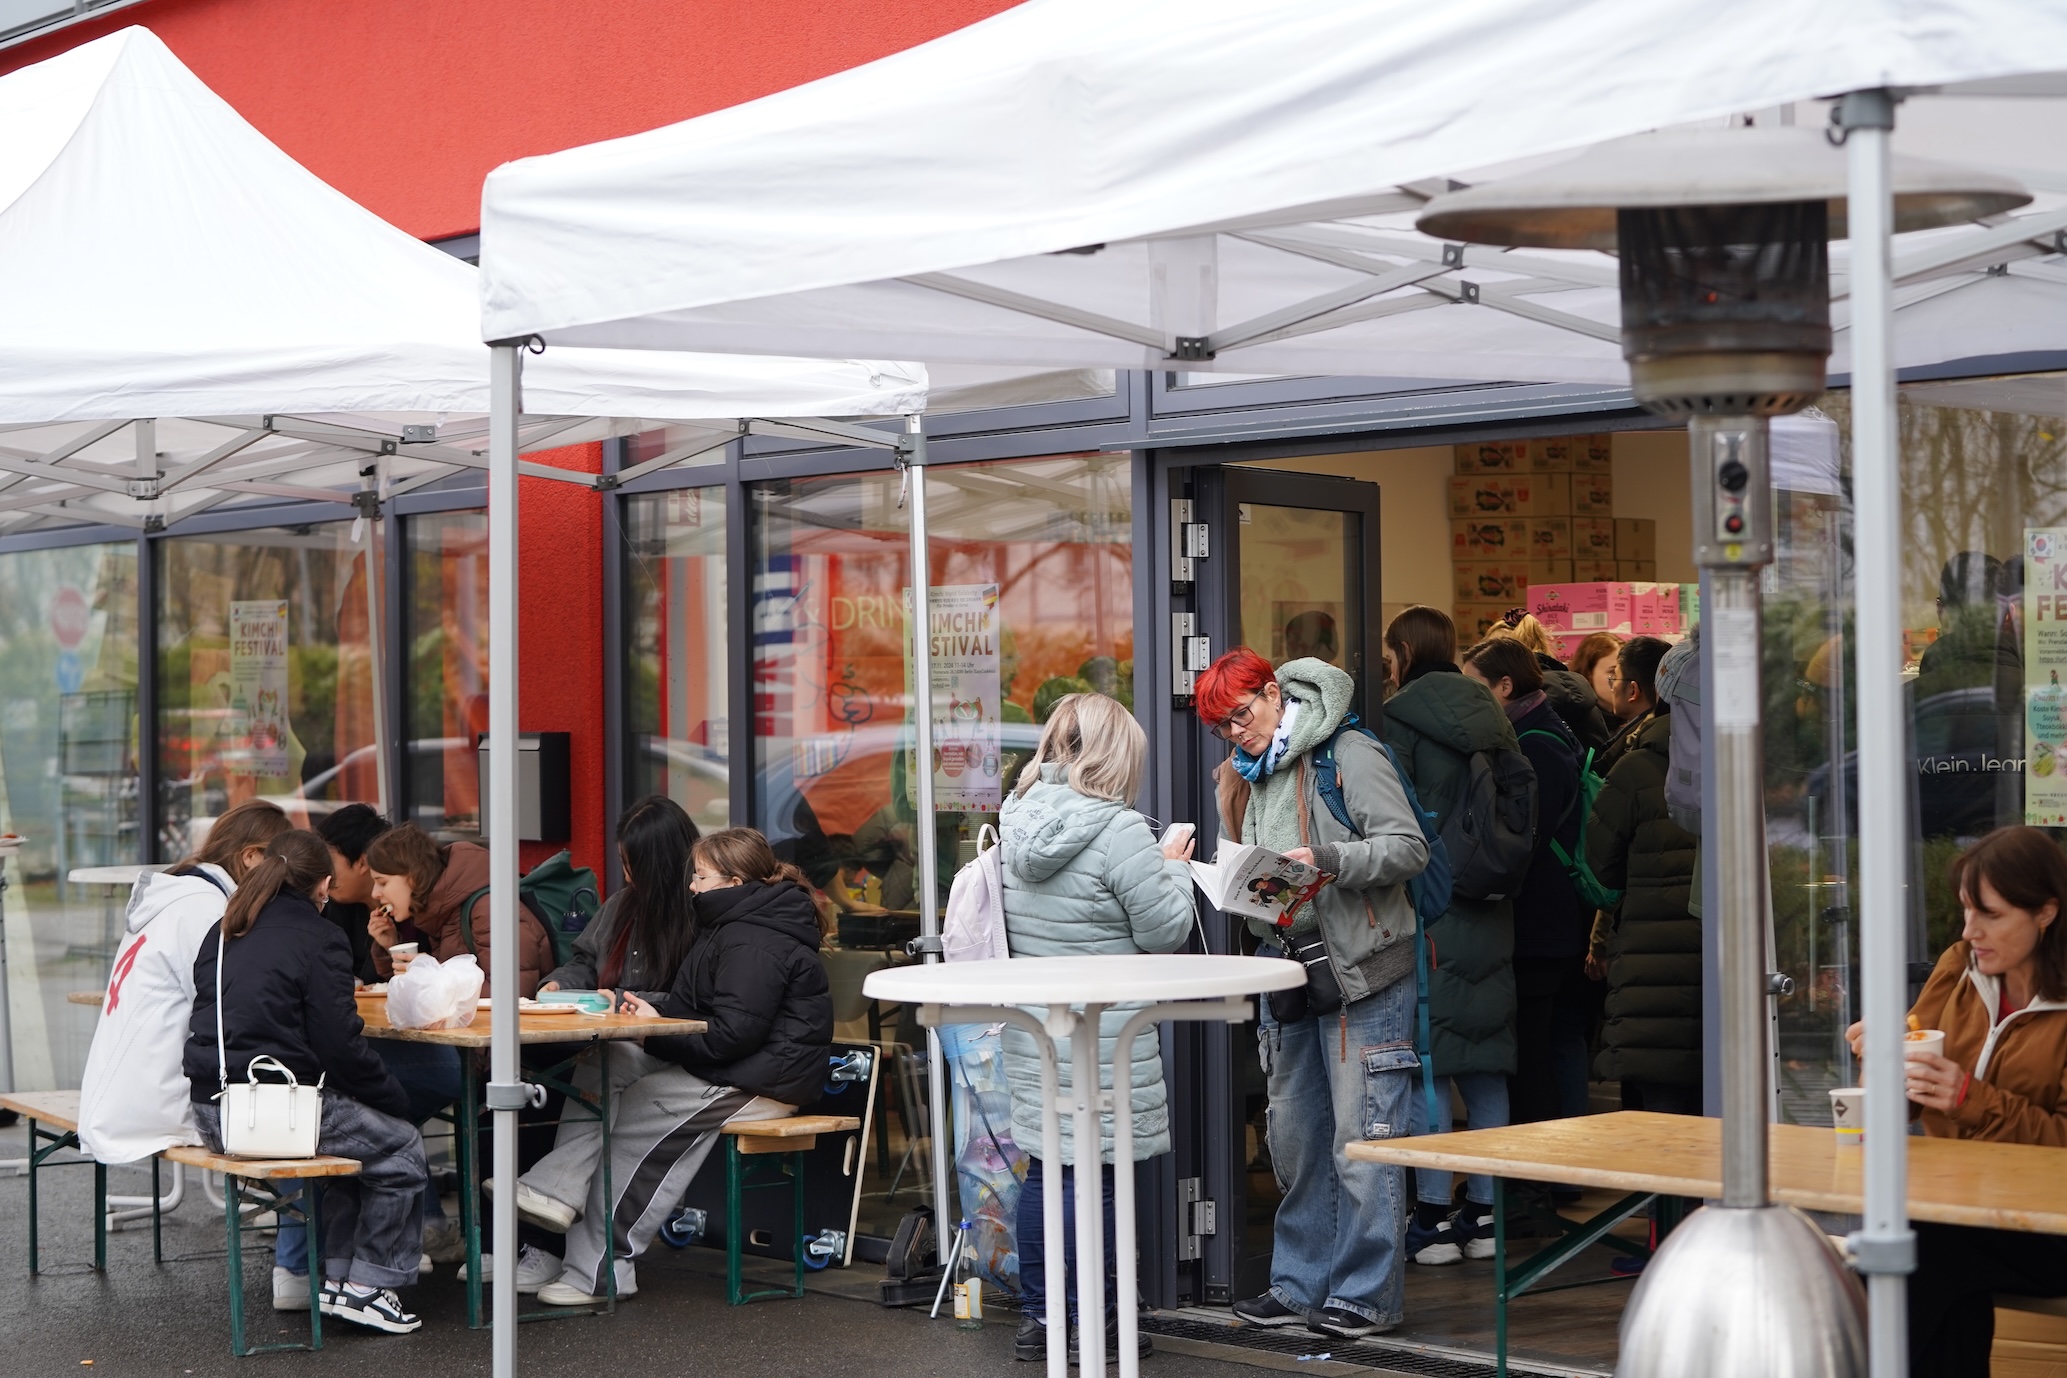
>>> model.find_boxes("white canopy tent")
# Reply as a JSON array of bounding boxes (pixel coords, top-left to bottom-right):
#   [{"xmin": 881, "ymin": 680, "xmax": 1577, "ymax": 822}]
[
  {"xmin": 0, "ymin": 27, "xmax": 924, "ymax": 1338},
  {"xmin": 475, "ymin": 3, "xmax": 2067, "ymax": 1375}
]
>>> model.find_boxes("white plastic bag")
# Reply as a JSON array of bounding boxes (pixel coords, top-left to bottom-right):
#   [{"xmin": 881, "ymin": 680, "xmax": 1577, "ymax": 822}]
[{"xmin": 385, "ymin": 952, "xmax": 485, "ymax": 1029}]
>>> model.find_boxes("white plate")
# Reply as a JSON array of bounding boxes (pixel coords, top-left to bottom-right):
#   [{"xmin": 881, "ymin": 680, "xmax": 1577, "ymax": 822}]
[
  {"xmin": 358, "ymin": 984, "xmax": 388, "ymax": 996},
  {"xmin": 517, "ymin": 1003, "xmax": 581, "ymax": 1016}
]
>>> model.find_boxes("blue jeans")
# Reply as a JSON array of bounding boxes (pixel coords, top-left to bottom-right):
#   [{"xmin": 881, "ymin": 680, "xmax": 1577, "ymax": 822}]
[
  {"xmin": 1409, "ymin": 1071, "xmax": 1508, "ymax": 1208},
  {"xmin": 1259, "ymin": 973, "xmax": 1417, "ymax": 1328},
  {"xmin": 1016, "ymin": 1157, "xmax": 1116, "ymax": 1324},
  {"xmin": 276, "ymin": 1042, "xmax": 459, "ymax": 1275}
]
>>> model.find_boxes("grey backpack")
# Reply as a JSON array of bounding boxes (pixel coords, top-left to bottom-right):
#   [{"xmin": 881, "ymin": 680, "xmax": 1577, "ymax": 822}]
[{"xmin": 1656, "ymin": 626, "xmax": 1702, "ymax": 835}]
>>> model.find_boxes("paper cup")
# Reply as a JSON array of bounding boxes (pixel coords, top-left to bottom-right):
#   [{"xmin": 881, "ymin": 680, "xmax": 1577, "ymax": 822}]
[
  {"xmin": 388, "ymin": 942, "xmax": 419, "ymax": 957},
  {"xmin": 1829, "ymin": 1087, "xmax": 1865, "ymax": 1141},
  {"xmin": 1904, "ymin": 1029, "xmax": 1946, "ymax": 1061}
]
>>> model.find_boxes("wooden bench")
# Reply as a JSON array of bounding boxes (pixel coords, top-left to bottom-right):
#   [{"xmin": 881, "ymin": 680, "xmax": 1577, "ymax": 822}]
[
  {"xmin": 1, "ymin": 1088, "xmax": 359, "ymax": 1357},
  {"xmin": 717, "ymin": 1114, "xmax": 863, "ymax": 1305}
]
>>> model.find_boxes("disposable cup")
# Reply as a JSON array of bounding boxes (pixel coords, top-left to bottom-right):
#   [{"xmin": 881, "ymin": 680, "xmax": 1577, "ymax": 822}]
[
  {"xmin": 1904, "ymin": 1029, "xmax": 1946, "ymax": 1061},
  {"xmin": 1829, "ymin": 1087, "xmax": 1865, "ymax": 1142}
]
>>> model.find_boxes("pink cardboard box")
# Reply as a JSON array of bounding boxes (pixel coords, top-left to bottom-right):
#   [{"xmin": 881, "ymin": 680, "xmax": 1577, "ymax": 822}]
[{"xmin": 1530, "ymin": 581, "xmax": 1635, "ymax": 634}]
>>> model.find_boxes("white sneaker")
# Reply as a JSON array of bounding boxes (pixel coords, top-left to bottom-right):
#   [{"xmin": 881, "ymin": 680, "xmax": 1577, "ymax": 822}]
[
  {"xmin": 271, "ymin": 1266, "xmax": 311, "ymax": 1311},
  {"xmin": 483, "ymin": 1177, "xmax": 578, "ymax": 1233},
  {"xmin": 419, "ymin": 1252, "xmax": 434, "ymax": 1276},
  {"xmin": 536, "ymin": 1275, "xmax": 630, "ymax": 1307},
  {"xmin": 458, "ymin": 1244, "xmax": 564, "ymax": 1294},
  {"xmin": 422, "ymin": 1218, "xmax": 467, "ymax": 1264},
  {"xmin": 330, "ymin": 1284, "xmax": 423, "ymax": 1335}
]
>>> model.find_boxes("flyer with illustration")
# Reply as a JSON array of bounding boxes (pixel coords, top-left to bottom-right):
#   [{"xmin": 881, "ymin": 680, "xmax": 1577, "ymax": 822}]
[
  {"xmin": 230, "ymin": 599, "xmax": 291, "ymax": 778},
  {"xmin": 2026, "ymin": 530, "xmax": 2067, "ymax": 824},
  {"xmin": 905, "ymin": 583, "xmax": 1004, "ymax": 810}
]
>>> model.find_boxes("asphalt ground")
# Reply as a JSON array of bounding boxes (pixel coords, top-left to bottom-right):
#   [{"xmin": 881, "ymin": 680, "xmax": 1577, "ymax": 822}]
[{"xmin": 0, "ymin": 1120, "xmax": 1260, "ymax": 1378}]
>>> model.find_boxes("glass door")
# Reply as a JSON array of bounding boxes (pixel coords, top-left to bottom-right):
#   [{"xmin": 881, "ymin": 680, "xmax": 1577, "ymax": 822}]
[{"xmin": 1176, "ymin": 464, "xmax": 1380, "ymax": 1306}]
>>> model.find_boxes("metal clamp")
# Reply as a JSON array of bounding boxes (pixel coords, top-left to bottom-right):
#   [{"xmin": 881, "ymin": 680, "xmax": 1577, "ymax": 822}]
[
  {"xmin": 1765, "ymin": 971, "xmax": 1796, "ymax": 997},
  {"xmin": 483, "ymin": 1081, "xmax": 547, "ymax": 1112},
  {"xmin": 1846, "ymin": 1228, "xmax": 1915, "ymax": 1274},
  {"xmin": 905, "ymin": 935, "xmax": 943, "ymax": 958}
]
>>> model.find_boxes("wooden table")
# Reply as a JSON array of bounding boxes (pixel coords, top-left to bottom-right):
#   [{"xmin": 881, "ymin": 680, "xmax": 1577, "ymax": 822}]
[
  {"xmin": 1347, "ymin": 1111, "xmax": 2067, "ymax": 1375},
  {"xmin": 354, "ymin": 992, "xmax": 704, "ymax": 1327}
]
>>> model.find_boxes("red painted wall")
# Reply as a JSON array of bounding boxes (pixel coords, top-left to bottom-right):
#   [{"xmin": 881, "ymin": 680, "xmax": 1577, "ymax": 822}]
[
  {"xmin": 3, "ymin": 0, "xmax": 1019, "ymax": 239},
  {"xmin": 4, "ymin": 0, "xmax": 1015, "ymax": 882}
]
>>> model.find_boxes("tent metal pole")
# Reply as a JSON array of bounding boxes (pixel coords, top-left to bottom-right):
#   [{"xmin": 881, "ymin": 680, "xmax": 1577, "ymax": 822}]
[
  {"xmin": 359, "ymin": 481, "xmax": 391, "ymax": 817},
  {"xmin": 902, "ymin": 412, "xmax": 954, "ymax": 1260},
  {"xmin": 486, "ymin": 341, "xmax": 524, "ymax": 1378},
  {"xmin": 1840, "ymin": 88, "xmax": 1913, "ymax": 1378}
]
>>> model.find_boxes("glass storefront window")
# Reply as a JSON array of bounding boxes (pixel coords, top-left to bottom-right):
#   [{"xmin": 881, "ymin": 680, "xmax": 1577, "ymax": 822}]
[
  {"xmin": 405, "ymin": 512, "xmax": 489, "ymax": 839},
  {"xmin": 624, "ymin": 486, "xmax": 729, "ymax": 832},
  {"xmin": 750, "ymin": 453, "xmax": 1134, "ymax": 1250},
  {"xmin": 157, "ymin": 525, "xmax": 380, "ymax": 856},
  {"xmin": 0, "ymin": 543, "xmax": 139, "ymax": 1090}
]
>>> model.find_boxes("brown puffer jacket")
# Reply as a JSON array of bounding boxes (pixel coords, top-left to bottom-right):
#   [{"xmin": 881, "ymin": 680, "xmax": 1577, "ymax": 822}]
[
  {"xmin": 414, "ymin": 841, "xmax": 554, "ymax": 998},
  {"xmin": 1909, "ymin": 940, "xmax": 2067, "ymax": 1145}
]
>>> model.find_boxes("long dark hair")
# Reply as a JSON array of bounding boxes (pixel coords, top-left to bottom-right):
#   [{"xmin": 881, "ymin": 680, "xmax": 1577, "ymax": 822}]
[
  {"xmin": 1952, "ymin": 826, "xmax": 2067, "ymax": 1001},
  {"xmin": 221, "ymin": 830, "xmax": 333, "ymax": 939},
  {"xmin": 616, "ymin": 795, "xmax": 700, "ymax": 984}
]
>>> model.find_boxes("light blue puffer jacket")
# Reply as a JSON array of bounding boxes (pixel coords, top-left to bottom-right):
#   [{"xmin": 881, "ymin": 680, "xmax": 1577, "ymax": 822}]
[{"xmin": 999, "ymin": 764, "xmax": 1196, "ymax": 1162}]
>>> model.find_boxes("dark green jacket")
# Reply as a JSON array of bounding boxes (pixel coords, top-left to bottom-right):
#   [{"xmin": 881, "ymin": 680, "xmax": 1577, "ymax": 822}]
[
  {"xmin": 1586, "ymin": 709, "xmax": 1702, "ymax": 1088},
  {"xmin": 1381, "ymin": 665, "xmax": 1519, "ymax": 1078}
]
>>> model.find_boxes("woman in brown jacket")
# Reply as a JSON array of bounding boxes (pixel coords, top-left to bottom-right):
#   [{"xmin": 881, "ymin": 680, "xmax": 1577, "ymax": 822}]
[
  {"xmin": 363, "ymin": 823, "xmax": 554, "ymax": 997},
  {"xmin": 1847, "ymin": 826, "xmax": 2067, "ymax": 1376}
]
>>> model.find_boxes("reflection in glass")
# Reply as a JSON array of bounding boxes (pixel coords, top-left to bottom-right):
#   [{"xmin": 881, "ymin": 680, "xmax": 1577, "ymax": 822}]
[
  {"xmin": 0, "ymin": 543, "xmax": 139, "ymax": 1090},
  {"xmin": 406, "ymin": 512, "xmax": 489, "ymax": 838},
  {"xmin": 750, "ymin": 454, "xmax": 1134, "ymax": 1250},
  {"xmin": 157, "ymin": 525, "xmax": 380, "ymax": 856},
  {"xmin": 625, "ymin": 486, "xmax": 729, "ymax": 832}
]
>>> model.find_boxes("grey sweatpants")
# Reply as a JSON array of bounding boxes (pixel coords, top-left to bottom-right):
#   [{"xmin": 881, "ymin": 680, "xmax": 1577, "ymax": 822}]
[
  {"xmin": 195, "ymin": 1093, "xmax": 427, "ymax": 1291},
  {"xmin": 523, "ymin": 1053, "xmax": 788, "ymax": 1295}
]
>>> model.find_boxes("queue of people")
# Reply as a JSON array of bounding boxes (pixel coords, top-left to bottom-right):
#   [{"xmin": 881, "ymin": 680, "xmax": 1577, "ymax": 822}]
[{"xmin": 72, "ymin": 793, "xmax": 831, "ymax": 1336}]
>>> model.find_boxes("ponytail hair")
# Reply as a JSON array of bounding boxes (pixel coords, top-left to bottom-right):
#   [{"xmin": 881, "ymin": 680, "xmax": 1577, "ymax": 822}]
[
  {"xmin": 221, "ymin": 830, "xmax": 334, "ymax": 939},
  {"xmin": 178, "ymin": 798, "xmax": 291, "ymax": 884},
  {"xmin": 692, "ymin": 827, "xmax": 829, "ymax": 935}
]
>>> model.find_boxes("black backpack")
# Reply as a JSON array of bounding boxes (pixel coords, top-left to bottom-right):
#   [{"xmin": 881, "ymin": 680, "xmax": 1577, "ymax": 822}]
[{"xmin": 1439, "ymin": 743, "xmax": 1538, "ymax": 902}]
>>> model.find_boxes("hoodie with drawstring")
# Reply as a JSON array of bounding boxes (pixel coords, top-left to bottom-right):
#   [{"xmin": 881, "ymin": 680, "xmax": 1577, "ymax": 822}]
[
  {"xmin": 77, "ymin": 865, "xmax": 234, "ymax": 1163},
  {"xmin": 1909, "ymin": 940, "xmax": 2067, "ymax": 1145},
  {"xmin": 998, "ymin": 763, "xmax": 1196, "ymax": 1161}
]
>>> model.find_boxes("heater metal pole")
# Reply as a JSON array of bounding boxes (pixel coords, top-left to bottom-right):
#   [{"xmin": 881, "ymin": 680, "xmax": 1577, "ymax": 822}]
[{"xmin": 1839, "ymin": 87, "xmax": 1914, "ymax": 1378}]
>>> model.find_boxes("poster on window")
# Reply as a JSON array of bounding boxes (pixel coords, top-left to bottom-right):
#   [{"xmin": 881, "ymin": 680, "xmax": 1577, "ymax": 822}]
[
  {"xmin": 2025, "ymin": 530, "xmax": 2067, "ymax": 824},
  {"xmin": 230, "ymin": 599, "xmax": 291, "ymax": 778},
  {"xmin": 905, "ymin": 584, "xmax": 1003, "ymax": 811}
]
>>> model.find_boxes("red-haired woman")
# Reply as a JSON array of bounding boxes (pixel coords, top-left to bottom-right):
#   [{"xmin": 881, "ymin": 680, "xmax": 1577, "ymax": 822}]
[{"xmin": 1195, "ymin": 646, "xmax": 1430, "ymax": 1340}]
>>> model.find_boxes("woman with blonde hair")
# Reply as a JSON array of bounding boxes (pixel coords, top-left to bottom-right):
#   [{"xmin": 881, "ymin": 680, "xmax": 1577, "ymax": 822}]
[{"xmin": 999, "ymin": 691, "xmax": 1196, "ymax": 1360}]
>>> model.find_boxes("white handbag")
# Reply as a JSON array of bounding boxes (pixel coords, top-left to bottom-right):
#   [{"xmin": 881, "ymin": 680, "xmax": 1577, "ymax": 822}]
[{"xmin": 213, "ymin": 926, "xmax": 324, "ymax": 1158}]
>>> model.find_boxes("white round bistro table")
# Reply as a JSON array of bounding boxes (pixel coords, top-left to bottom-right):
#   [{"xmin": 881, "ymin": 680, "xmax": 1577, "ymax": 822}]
[{"xmin": 864, "ymin": 954, "xmax": 1302, "ymax": 1378}]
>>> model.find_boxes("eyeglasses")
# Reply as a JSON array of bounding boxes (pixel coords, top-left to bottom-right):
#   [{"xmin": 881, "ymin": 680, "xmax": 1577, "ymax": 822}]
[{"xmin": 1208, "ymin": 691, "xmax": 1267, "ymax": 740}]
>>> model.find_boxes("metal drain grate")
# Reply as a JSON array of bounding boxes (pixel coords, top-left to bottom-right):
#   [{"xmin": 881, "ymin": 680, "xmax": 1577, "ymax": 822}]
[{"xmin": 1138, "ymin": 1315, "xmax": 1577, "ymax": 1378}]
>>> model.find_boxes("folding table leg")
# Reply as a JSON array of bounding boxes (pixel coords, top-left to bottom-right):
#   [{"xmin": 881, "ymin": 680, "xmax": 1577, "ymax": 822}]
[
  {"xmin": 151, "ymin": 1156, "xmax": 163, "ymax": 1264},
  {"xmin": 308, "ymin": 1180, "xmax": 325, "ymax": 1351},
  {"xmin": 225, "ymin": 1175, "xmax": 247, "ymax": 1357},
  {"xmin": 26, "ymin": 1118, "xmax": 40, "ymax": 1275},
  {"xmin": 725, "ymin": 1139, "xmax": 743, "ymax": 1306},
  {"xmin": 601, "ymin": 1040, "xmax": 616, "ymax": 1312},
  {"xmin": 790, "ymin": 1150, "xmax": 806, "ymax": 1299},
  {"xmin": 93, "ymin": 1161, "xmax": 107, "ymax": 1271},
  {"xmin": 1494, "ymin": 1176, "xmax": 1509, "ymax": 1378},
  {"xmin": 459, "ymin": 1047, "xmax": 482, "ymax": 1329}
]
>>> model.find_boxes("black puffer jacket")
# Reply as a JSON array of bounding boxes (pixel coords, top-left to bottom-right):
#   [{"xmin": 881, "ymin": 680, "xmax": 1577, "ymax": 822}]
[
  {"xmin": 1509, "ymin": 694, "xmax": 1585, "ymax": 960},
  {"xmin": 184, "ymin": 892, "xmax": 406, "ymax": 1118},
  {"xmin": 644, "ymin": 881, "xmax": 833, "ymax": 1107},
  {"xmin": 1586, "ymin": 709, "xmax": 1702, "ymax": 1088}
]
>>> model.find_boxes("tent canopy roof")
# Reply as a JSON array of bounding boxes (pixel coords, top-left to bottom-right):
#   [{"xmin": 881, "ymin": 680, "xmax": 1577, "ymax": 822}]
[
  {"xmin": 0, "ymin": 28, "xmax": 923, "ymax": 535},
  {"xmin": 478, "ymin": 0, "xmax": 2067, "ymax": 390}
]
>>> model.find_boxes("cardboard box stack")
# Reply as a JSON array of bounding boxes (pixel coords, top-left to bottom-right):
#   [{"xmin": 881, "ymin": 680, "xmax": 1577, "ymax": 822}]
[{"xmin": 1451, "ymin": 434, "xmax": 1685, "ymax": 657}]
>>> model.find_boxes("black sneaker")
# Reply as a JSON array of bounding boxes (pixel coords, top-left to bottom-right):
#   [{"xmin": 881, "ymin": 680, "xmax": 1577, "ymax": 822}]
[
  {"xmin": 1455, "ymin": 1204, "xmax": 1499, "ymax": 1260},
  {"xmin": 1308, "ymin": 1305, "xmax": 1386, "ymax": 1340},
  {"xmin": 315, "ymin": 1279, "xmax": 346, "ymax": 1316},
  {"xmin": 1407, "ymin": 1211, "xmax": 1464, "ymax": 1266},
  {"xmin": 1068, "ymin": 1321, "xmax": 1153, "ymax": 1362},
  {"xmin": 1016, "ymin": 1314, "xmax": 1049, "ymax": 1362},
  {"xmin": 1231, "ymin": 1293, "xmax": 1304, "ymax": 1327},
  {"xmin": 329, "ymin": 1284, "xmax": 422, "ymax": 1334}
]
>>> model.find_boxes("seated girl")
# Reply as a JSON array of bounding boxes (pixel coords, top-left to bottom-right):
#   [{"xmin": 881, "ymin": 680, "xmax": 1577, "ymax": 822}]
[
  {"xmin": 182, "ymin": 829, "xmax": 429, "ymax": 1335},
  {"xmin": 1847, "ymin": 826, "xmax": 2067, "ymax": 1375},
  {"xmin": 501, "ymin": 827, "xmax": 833, "ymax": 1306},
  {"xmin": 362, "ymin": 822, "xmax": 554, "ymax": 996}
]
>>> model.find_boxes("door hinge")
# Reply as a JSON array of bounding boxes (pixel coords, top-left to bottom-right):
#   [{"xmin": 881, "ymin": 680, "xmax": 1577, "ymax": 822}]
[
  {"xmin": 1170, "ymin": 498, "xmax": 1208, "ymax": 589},
  {"xmin": 1177, "ymin": 1177, "xmax": 1204, "ymax": 1260},
  {"xmin": 1171, "ymin": 614, "xmax": 1210, "ymax": 707}
]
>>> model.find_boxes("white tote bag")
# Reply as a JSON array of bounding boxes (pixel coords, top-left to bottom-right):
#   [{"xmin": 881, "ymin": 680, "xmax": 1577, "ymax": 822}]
[{"xmin": 213, "ymin": 926, "xmax": 324, "ymax": 1158}]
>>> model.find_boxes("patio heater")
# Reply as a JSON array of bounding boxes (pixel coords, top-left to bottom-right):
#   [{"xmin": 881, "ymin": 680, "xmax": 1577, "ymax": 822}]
[{"xmin": 1419, "ymin": 125, "xmax": 2025, "ymax": 1378}]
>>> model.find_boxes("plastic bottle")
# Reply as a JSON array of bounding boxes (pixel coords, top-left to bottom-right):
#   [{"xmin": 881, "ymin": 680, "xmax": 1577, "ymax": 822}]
[{"xmin": 952, "ymin": 1218, "xmax": 984, "ymax": 1329}]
